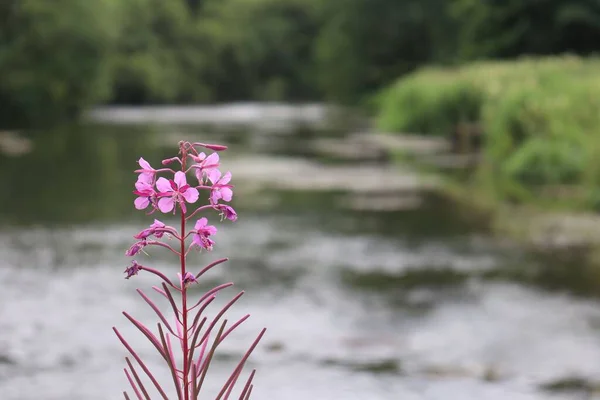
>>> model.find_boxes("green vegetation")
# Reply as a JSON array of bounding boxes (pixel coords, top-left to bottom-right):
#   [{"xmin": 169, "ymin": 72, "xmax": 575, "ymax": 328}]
[
  {"xmin": 0, "ymin": 0, "xmax": 120, "ymax": 126},
  {"xmin": 4, "ymin": 0, "xmax": 600, "ymax": 216},
  {"xmin": 377, "ymin": 56, "xmax": 600, "ymax": 211},
  {"xmin": 3, "ymin": 0, "xmax": 600, "ymax": 127}
]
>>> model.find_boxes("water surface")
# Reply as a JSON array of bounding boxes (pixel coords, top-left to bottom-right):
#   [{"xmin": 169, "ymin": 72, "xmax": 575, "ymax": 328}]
[{"xmin": 1, "ymin": 105, "xmax": 599, "ymax": 400}]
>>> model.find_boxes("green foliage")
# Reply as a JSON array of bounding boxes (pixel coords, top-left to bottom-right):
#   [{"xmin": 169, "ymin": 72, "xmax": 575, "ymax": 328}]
[
  {"xmin": 451, "ymin": 0, "xmax": 600, "ymax": 59},
  {"xmin": 0, "ymin": 0, "xmax": 120, "ymax": 127},
  {"xmin": 111, "ymin": 0, "xmax": 208, "ymax": 104},
  {"xmin": 376, "ymin": 56, "xmax": 600, "ymax": 209},
  {"xmin": 377, "ymin": 72, "xmax": 482, "ymax": 135},
  {"xmin": 5, "ymin": 0, "xmax": 600, "ymax": 128},
  {"xmin": 503, "ymin": 138, "xmax": 585, "ymax": 186},
  {"xmin": 199, "ymin": 0, "xmax": 321, "ymax": 101},
  {"xmin": 314, "ymin": 0, "xmax": 458, "ymax": 103}
]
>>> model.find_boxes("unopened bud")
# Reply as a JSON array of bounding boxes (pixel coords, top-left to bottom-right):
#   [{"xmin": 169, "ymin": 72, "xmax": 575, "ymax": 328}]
[
  {"xmin": 162, "ymin": 157, "xmax": 180, "ymax": 166},
  {"xmin": 193, "ymin": 142, "xmax": 228, "ymax": 151}
]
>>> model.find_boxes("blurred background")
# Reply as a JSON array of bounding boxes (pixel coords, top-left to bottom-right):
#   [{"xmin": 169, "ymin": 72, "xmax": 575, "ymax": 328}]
[{"xmin": 3, "ymin": 0, "xmax": 600, "ymax": 399}]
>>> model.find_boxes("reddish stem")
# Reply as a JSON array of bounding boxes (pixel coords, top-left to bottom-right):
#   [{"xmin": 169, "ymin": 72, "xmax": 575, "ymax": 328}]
[{"xmin": 180, "ymin": 148, "xmax": 191, "ymax": 400}]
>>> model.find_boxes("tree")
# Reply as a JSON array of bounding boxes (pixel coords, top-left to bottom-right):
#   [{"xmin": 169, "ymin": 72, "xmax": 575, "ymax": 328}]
[
  {"xmin": 0, "ymin": 0, "xmax": 120, "ymax": 127},
  {"xmin": 452, "ymin": 0, "xmax": 600, "ymax": 60}
]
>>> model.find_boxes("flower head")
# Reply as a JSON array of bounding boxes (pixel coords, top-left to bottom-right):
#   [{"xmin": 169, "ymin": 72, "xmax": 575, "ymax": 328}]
[
  {"xmin": 209, "ymin": 171, "xmax": 233, "ymax": 205},
  {"xmin": 192, "ymin": 217, "xmax": 217, "ymax": 250},
  {"xmin": 178, "ymin": 272, "xmax": 198, "ymax": 288},
  {"xmin": 124, "ymin": 260, "xmax": 143, "ymax": 279},
  {"xmin": 215, "ymin": 204, "xmax": 238, "ymax": 221},
  {"xmin": 135, "ymin": 158, "xmax": 156, "ymax": 181},
  {"xmin": 125, "ymin": 240, "xmax": 147, "ymax": 257},
  {"xmin": 156, "ymin": 171, "xmax": 199, "ymax": 213},
  {"xmin": 134, "ymin": 219, "xmax": 168, "ymax": 240},
  {"xmin": 133, "ymin": 175, "xmax": 156, "ymax": 211},
  {"xmin": 193, "ymin": 152, "xmax": 220, "ymax": 184}
]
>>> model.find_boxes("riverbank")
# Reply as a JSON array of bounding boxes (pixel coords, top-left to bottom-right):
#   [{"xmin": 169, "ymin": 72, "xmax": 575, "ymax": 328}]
[{"xmin": 371, "ymin": 55, "xmax": 600, "ymax": 270}]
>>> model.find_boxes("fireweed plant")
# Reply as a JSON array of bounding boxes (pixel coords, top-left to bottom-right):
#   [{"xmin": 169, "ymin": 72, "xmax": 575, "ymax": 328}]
[{"xmin": 113, "ymin": 141, "xmax": 266, "ymax": 400}]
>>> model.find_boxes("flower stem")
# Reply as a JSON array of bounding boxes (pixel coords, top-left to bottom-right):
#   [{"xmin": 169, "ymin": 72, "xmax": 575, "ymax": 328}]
[{"xmin": 180, "ymin": 149, "xmax": 190, "ymax": 400}]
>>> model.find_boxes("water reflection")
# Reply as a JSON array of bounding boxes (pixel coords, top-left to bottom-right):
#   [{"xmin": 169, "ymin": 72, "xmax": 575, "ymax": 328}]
[{"xmin": 1, "ymin": 116, "xmax": 599, "ymax": 400}]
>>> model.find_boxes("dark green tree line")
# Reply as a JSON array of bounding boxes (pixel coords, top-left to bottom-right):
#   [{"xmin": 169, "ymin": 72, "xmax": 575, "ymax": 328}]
[{"xmin": 2, "ymin": 0, "xmax": 600, "ymax": 127}]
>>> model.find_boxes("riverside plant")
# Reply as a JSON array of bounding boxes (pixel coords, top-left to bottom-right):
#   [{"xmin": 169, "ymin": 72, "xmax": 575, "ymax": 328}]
[{"xmin": 113, "ymin": 141, "xmax": 266, "ymax": 400}]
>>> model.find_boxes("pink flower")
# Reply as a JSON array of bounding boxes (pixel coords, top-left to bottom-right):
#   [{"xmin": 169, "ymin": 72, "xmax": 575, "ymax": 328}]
[
  {"xmin": 156, "ymin": 171, "xmax": 199, "ymax": 213},
  {"xmin": 209, "ymin": 171, "xmax": 233, "ymax": 204},
  {"xmin": 133, "ymin": 175, "xmax": 156, "ymax": 210},
  {"xmin": 135, "ymin": 157, "xmax": 156, "ymax": 181},
  {"xmin": 134, "ymin": 219, "xmax": 167, "ymax": 240},
  {"xmin": 124, "ymin": 260, "xmax": 143, "ymax": 279},
  {"xmin": 215, "ymin": 204, "xmax": 237, "ymax": 221},
  {"xmin": 193, "ymin": 152, "xmax": 220, "ymax": 184},
  {"xmin": 178, "ymin": 272, "xmax": 198, "ymax": 288},
  {"xmin": 125, "ymin": 240, "xmax": 147, "ymax": 256},
  {"xmin": 192, "ymin": 217, "xmax": 217, "ymax": 250}
]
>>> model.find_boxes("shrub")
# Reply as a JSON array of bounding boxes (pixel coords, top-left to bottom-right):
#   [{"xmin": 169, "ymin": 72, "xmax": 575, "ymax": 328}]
[{"xmin": 376, "ymin": 55, "xmax": 600, "ymax": 209}]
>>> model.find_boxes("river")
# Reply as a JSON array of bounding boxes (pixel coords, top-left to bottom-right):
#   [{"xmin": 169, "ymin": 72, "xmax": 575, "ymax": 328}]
[{"xmin": 1, "ymin": 104, "xmax": 600, "ymax": 399}]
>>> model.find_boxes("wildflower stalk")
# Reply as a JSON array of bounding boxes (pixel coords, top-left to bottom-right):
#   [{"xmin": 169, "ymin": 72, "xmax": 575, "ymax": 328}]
[
  {"xmin": 179, "ymin": 152, "xmax": 192, "ymax": 400},
  {"xmin": 115, "ymin": 141, "xmax": 264, "ymax": 399}
]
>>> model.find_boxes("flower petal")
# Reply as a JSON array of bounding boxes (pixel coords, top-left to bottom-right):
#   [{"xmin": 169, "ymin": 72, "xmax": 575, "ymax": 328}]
[
  {"xmin": 210, "ymin": 190, "xmax": 221, "ymax": 204},
  {"xmin": 204, "ymin": 152, "xmax": 219, "ymax": 167},
  {"xmin": 174, "ymin": 171, "xmax": 187, "ymax": 188},
  {"xmin": 192, "ymin": 233, "xmax": 202, "ymax": 247},
  {"xmin": 183, "ymin": 187, "xmax": 199, "ymax": 203},
  {"xmin": 220, "ymin": 171, "xmax": 232, "ymax": 185},
  {"xmin": 194, "ymin": 168, "xmax": 203, "ymax": 183},
  {"xmin": 195, "ymin": 217, "xmax": 208, "ymax": 230},
  {"xmin": 156, "ymin": 177, "xmax": 172, "ymax": 193},
  {"xmin": 137, "ymin": 173, "xmax": 152, "ymax": 184},
  {"xmin": 139, "ymin": 157, "xmax": 152, "ymax": 170},
  {"xmin": 151, "ymin": 219, "xmax": 165, "ymax": 229},
  {"xmin": 158, "ymin": 197, "xmax": 175, "ymax": 213},
  {"xmin": 135, "ymin": 179, "xmax": 152, "ymax": 192},
  {"xmin": 208, "ymin": 169, "xmax": 221, "ymax": 185},
  {"xmin": 134, "ymin": 197, "xmax": 150, "ymax": 210},
  {"xmin": 220, "ymin": 187, "xmax": 233, "ymax": 202}
]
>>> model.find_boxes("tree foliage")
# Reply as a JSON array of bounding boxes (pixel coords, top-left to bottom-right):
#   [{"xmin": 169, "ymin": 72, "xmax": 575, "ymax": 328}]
[
  {"xmin": 0, "ymin": 0, "xmax": 120, "ymax": 126},
  {"xmin": 451, "ymin": 0, "xmax": 600, "ymax": 59},
  {"xmin": 2, "ymin": 0, "xmax": 600, "ymax": 126}
]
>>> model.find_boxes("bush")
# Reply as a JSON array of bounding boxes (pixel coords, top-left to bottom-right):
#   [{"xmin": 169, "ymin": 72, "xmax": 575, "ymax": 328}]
[
  {"xmin": 376, "ymin": 69, "xmax": 482, "ymax": 135},
  {"xmin": 376, "ymin": 55, "xmax": 600, "ymax": 210}
]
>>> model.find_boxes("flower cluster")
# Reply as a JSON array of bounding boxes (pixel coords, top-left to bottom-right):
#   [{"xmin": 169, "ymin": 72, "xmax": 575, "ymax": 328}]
[
  {"xmin": 114, "ymin": 141, "xmax": 264, "ymax": 400},
  {"xmin": 128, "ymin": 143, "xmax": 236, "ymax": 263}
]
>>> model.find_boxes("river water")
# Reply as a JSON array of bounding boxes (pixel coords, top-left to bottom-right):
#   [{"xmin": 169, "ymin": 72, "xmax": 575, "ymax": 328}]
[{"xmin": 1, "ymin": 105, "xmax": 600, "ymax": 399}]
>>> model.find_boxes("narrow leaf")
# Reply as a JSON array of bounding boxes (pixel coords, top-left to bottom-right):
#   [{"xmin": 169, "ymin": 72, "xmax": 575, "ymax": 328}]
[
  {"xmin": 162, "ymin": 283, "xmax": 182, "ymax": 324},
  {"xmin": 194, "ymin": 320, "xmax": 227, "ymax": 399},
  {"xmin": 137, "ymin": 289, "xmax": 176, "ymax": 335},
  {"xmin": 113, "ymin": 327, "xmax": 170, "ymax": 400},
  {"xmin": 124, "ymin": 368, "xmax": 144, "ymax": 400},
  {"xmin": 238, "ymin": 370, "xmax": 256, "ymax": 400},
  {"xmin": 125, "ymin": 357, "xmax": 151, "ymax": 400},
  {"xmin": 122, "ymin": 312, "xmax": 167, "ymax": 362},
  {"xmin": 216, "ymin": 328, "xmax": 266, "ymax": 400}
]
